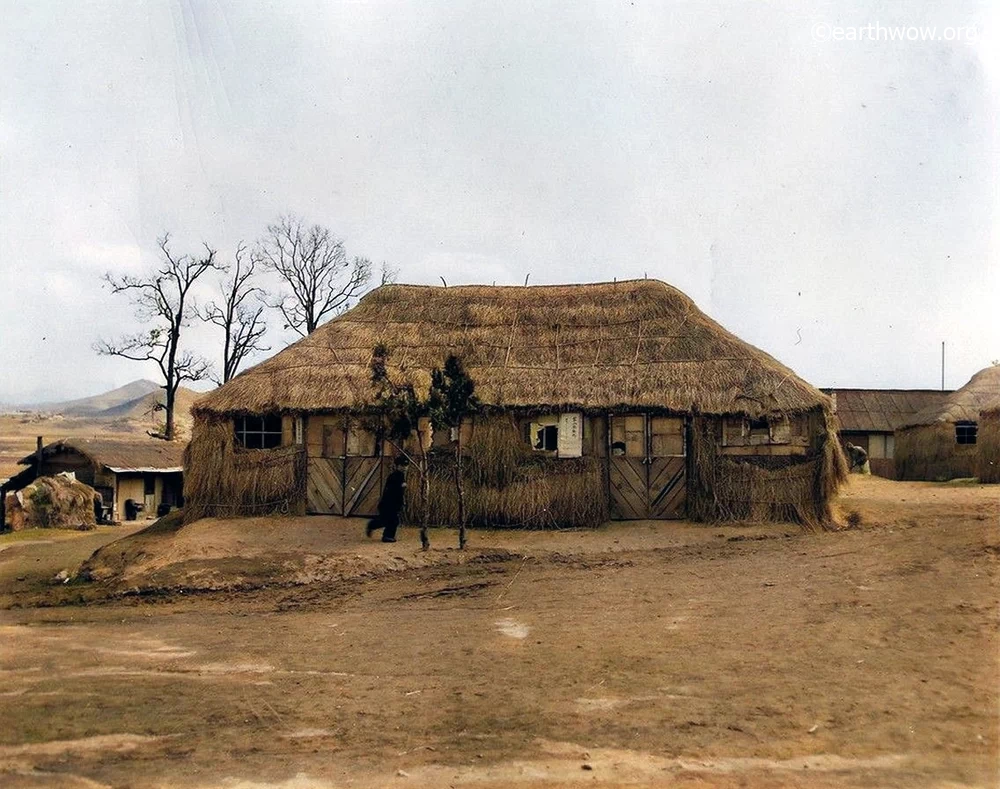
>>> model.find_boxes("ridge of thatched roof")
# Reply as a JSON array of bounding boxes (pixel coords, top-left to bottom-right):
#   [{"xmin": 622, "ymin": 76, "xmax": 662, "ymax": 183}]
[
  {"xmin": 195, "ymin": 280, "xmax": 831, "ymax": 418},
  {"xmin": 18, "ymin": 438, "xmax": 186, "ymax": 472},
  {"xmin": 897, "ymin": 366, "xmax": 1000, "ymax": 429},
  {"xmin": 822, "ymin": 388, "xmax": 952, "ymax": 433}
]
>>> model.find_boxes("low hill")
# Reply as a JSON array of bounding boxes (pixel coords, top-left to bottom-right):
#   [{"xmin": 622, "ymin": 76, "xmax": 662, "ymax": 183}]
[
  {"xmin": 98, "ymin": 386, "xmax": 202, "ymax": 421},
  {"xmin": 31, "ymin": 380, "xmax": 162, "ymax": 415}
]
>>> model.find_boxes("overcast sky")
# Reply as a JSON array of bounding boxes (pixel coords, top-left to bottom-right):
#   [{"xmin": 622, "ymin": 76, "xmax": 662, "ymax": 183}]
[{"xmin": 1, "ymin": 0, "xmax": 996, "ymax": 403}]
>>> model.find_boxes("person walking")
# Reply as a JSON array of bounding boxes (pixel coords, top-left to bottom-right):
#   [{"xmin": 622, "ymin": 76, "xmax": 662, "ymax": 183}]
[{"xmin": 366, "ymin": 455, "xmax": 409, "ymax": 542}]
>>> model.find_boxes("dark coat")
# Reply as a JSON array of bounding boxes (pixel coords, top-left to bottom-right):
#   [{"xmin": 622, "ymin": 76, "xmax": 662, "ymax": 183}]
[{"xmin": 378, "ymin": 469, "xmax": 407, "ymax": 516}]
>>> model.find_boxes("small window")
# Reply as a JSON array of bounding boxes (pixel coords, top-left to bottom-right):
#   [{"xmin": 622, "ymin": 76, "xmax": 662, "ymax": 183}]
[
  {"xmin": 956, "ymin": 422, "xmax": 977, "ymax": 445},
  {"xmin": 534, "ymin": 424, "xmax": 558, "ymax": 451},
  {"xmin": 528, "ymin": 416, "xmax": 560, "ymax": 452},
  {"xmin": 235, "ymin": 414, "xmax": 283, "ymax": 449}
]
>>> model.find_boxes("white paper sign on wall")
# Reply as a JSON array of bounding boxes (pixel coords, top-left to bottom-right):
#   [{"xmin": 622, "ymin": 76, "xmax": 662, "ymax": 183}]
[{"xmin": 557, "ymin": 412, "xmax": 583, "ymax": 457}]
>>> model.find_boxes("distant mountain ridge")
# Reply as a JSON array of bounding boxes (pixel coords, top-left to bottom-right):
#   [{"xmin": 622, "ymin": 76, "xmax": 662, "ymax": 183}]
[
  {"xmin": 99, "ymin": 387, "xmax": 202, "ymax": 421},
  {"xmin": 29, "ymin": 380, "xmax": 163, "ymax": 415}
]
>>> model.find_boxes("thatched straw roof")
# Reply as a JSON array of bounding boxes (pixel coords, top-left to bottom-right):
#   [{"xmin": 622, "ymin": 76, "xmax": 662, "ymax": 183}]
[
  {"xmin": 18, "ymin": 438, "xmax": 185, "ymax": 473},
  {"xmin": 823, "ymin": 388, "xmax": 951, "ymax": 433},
  {"xmin": 897, "ymin": 366, "xmax": 1000, "ymax": 429},
  {"xmin": 196, "ymin": 280, "xmax": 831, "ymax": 418}
]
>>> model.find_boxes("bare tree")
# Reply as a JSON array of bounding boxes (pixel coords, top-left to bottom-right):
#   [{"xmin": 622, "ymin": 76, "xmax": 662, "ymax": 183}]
[
  {"xmin": 256, "ymin": 215, "xmax": 372, "ymax": 335},
  {"xmin": 95, "ymin": 234, "xmax": 221, "ymax": 440},
  {"xmin": 202, "ymin": 242, "xmax": 268, "ymax": 383}
]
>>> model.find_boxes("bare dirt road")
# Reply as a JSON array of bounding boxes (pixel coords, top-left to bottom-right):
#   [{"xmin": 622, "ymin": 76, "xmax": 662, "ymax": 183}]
[{"xmin": 0, "ymin": 476, "xmax": 997, "ymax": 788}]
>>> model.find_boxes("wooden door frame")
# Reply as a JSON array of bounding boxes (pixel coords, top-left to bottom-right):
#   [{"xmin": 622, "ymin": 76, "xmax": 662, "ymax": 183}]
[
  {"xmin": 607, "ymin": 412, "xmax": 688, "ymax": 520},
  {"xmin": 307, "ymin": 414, "xmax": 388, "ymax": 517}
]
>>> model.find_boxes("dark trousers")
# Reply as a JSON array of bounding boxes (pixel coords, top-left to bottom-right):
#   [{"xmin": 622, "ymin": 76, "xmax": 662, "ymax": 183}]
[{"xmin": 378, "ymin": 511, "xmax": 400, "ymax": 540}]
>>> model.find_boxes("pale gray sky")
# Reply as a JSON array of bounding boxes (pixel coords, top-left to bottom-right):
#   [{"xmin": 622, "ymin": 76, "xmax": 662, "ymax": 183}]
[{"xmin": 1, "ymin": 0, "xmax": 996, "ymax": 402}]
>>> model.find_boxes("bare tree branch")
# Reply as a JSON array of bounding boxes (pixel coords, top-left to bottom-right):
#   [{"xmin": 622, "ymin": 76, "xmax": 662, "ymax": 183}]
[
  {"xmin": 255, "ymin": 215, "xmax": 376, "ymax": 335},
  {"xmin": 94, "ymin": 234, "xmax": 221, "ymax": 440},
  {"xmin": 201, "ymin": 242, "xmax": 270, "ymax": 383}
]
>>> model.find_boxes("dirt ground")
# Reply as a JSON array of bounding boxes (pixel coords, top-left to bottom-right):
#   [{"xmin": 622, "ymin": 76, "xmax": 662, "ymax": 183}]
[{"xmin": 0, "ymin": 475, "xmax": 997, "ymax": 788}]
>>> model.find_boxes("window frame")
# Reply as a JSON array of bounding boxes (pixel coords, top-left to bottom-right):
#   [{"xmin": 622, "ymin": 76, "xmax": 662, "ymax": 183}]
[
  {"xmin": 234, "ymin": 414, "xmax": 284, "ymax": 450},
  {"xmin": 955, "ymin": 421, "xmax": 978, "ymax": 445}
]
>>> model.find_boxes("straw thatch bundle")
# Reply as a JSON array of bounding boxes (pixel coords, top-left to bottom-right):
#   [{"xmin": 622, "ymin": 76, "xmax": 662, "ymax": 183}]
[
  {"xmin": 895, "ymin": 366, "xmax": 1000, "ymax": 481},
  {"xmin": 976, "ymin": 402, "xmax": 1000, "ymax": 484},
  {"xmin": 194, "ymin": 281, "xmax": 830, "ymax": 418},
  {"xmin": 687, "ymin": 414, "xmax": 847, "ymax": 526},
  {"xmin": 182, "ymin": 415, "xmax": 306, "ymax": 522},
  {"xmin": 4, "ymin": 474, "xmax": 98, "ymax": 531},
  {"xmin": 409, "ymin": 416, "xmax": 608, "ymax": 528}
]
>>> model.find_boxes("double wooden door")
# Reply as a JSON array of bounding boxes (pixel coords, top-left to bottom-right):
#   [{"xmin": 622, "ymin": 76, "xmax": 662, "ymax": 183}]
[
  {"xmin": 609, "ymin": 414, "xmax": 687, "ymax": 520},
  {"xmin": 306, "ymin": 419, "xmax": 388, "ymax": 517}
]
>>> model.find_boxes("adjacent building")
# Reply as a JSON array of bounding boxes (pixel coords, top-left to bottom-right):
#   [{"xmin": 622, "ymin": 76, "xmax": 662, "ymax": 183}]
[
  {"xmin": 8, "ymin": 438, "xmax": 184, "ymax": 522},
  {"xmin": 822, "ymin": 388, "xmax": 952, "ymax": 478}
]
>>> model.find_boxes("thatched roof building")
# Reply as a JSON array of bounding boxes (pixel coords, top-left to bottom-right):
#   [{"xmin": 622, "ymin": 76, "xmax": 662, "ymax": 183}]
[
  {"xmin": 188, "ymin": 281, "xmax": 846, "ymax": 526},
  {"xmin": 4, "ymin": 438, "xmax": 185, "ymax": 525},
  {"xmin": 895, "ymin": 366, "xmax": 1000, "ymax": 481}
]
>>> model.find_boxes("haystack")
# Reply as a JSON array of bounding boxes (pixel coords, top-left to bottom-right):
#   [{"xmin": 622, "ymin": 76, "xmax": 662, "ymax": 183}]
[
  {"xmin": 188, "ymin": 280, "xmax": 845, "ymax": 527},
  {"xmin": 4, "ymin": 474, "xmax": 98, "ymax": 531},
  {"xmin": 977, "ymin": 401, "xmax": 1000, "ymax": 484},
  {"xmin": 894, "ymin": 366, "xmax": 1000, "ymax": 481}
]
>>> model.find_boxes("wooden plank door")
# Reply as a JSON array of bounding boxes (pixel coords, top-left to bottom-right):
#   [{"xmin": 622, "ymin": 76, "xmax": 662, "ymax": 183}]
[
  {"xmin": 307, "ymin": 417, "xmax": 386, "ymax": 517},
  {"xmin": 307, "ymin": 457, "xmax": 345, "ymax": 514},
  {"xmin": 609, "ymin": 414, "xmax": 650, "ymax": 519},
  {"xmin": 608, "ymin": 415, "xmax": 687, "ymax": 520},
  {"xmin": 647, "ymin": 417, "xmax": 687, "ymax": 519},
  {"xmin": 343, "ymin": 457, "xmax": 384, "ymax": 517},
  {"xmin": 307, "ymin": 419, "xmax": 347, "ymax": 514}
]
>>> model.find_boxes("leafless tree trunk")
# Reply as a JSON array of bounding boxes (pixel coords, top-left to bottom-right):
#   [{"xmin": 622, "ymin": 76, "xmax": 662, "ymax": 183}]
[
  {"xmin": 256, "ymin": 215, "xmax": 372, "ymax": 335},
  {"xmin": 417, "ymin": 429, "xmax": 431, "ymax": 551},
  {"xmin": 456, "ymin": 429, "xmax": 467, "ymax": 550},
  {"xmin": 95, "ymin": 234, "xmax": 221, "ymax": 440},
  {"xmin": 202, "ymin": 242, "xmax": 268, "ymax": 383}
]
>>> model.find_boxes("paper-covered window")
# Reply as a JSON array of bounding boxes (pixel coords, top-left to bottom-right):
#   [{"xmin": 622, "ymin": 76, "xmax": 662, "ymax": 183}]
[{"xmin": 527, "ymin": 413, "xmax": 582, "ymax": 457}]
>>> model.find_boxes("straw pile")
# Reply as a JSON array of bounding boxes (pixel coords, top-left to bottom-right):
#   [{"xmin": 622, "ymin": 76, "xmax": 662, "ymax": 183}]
[
  {"xmin": 895, "ymin": 366, "xmax": 1000, "ymax": 481},
  {"xmin": 975, "ymin": 402, "xmax": 1000, "ymax": 484},
  {"xmin": 407, "ymin": 416, "xmax": 608, "ymax": 528},
  {"xmin": 4, "ymin": 474, "xmax": 98, "ymax": 531},
  {"xmin": 688, "ymin": 413, "xmax": 847, "ymax": 526},
  {"xmin": 182, "ymin": 415, "xmax": 306, "ymax": 522}
]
